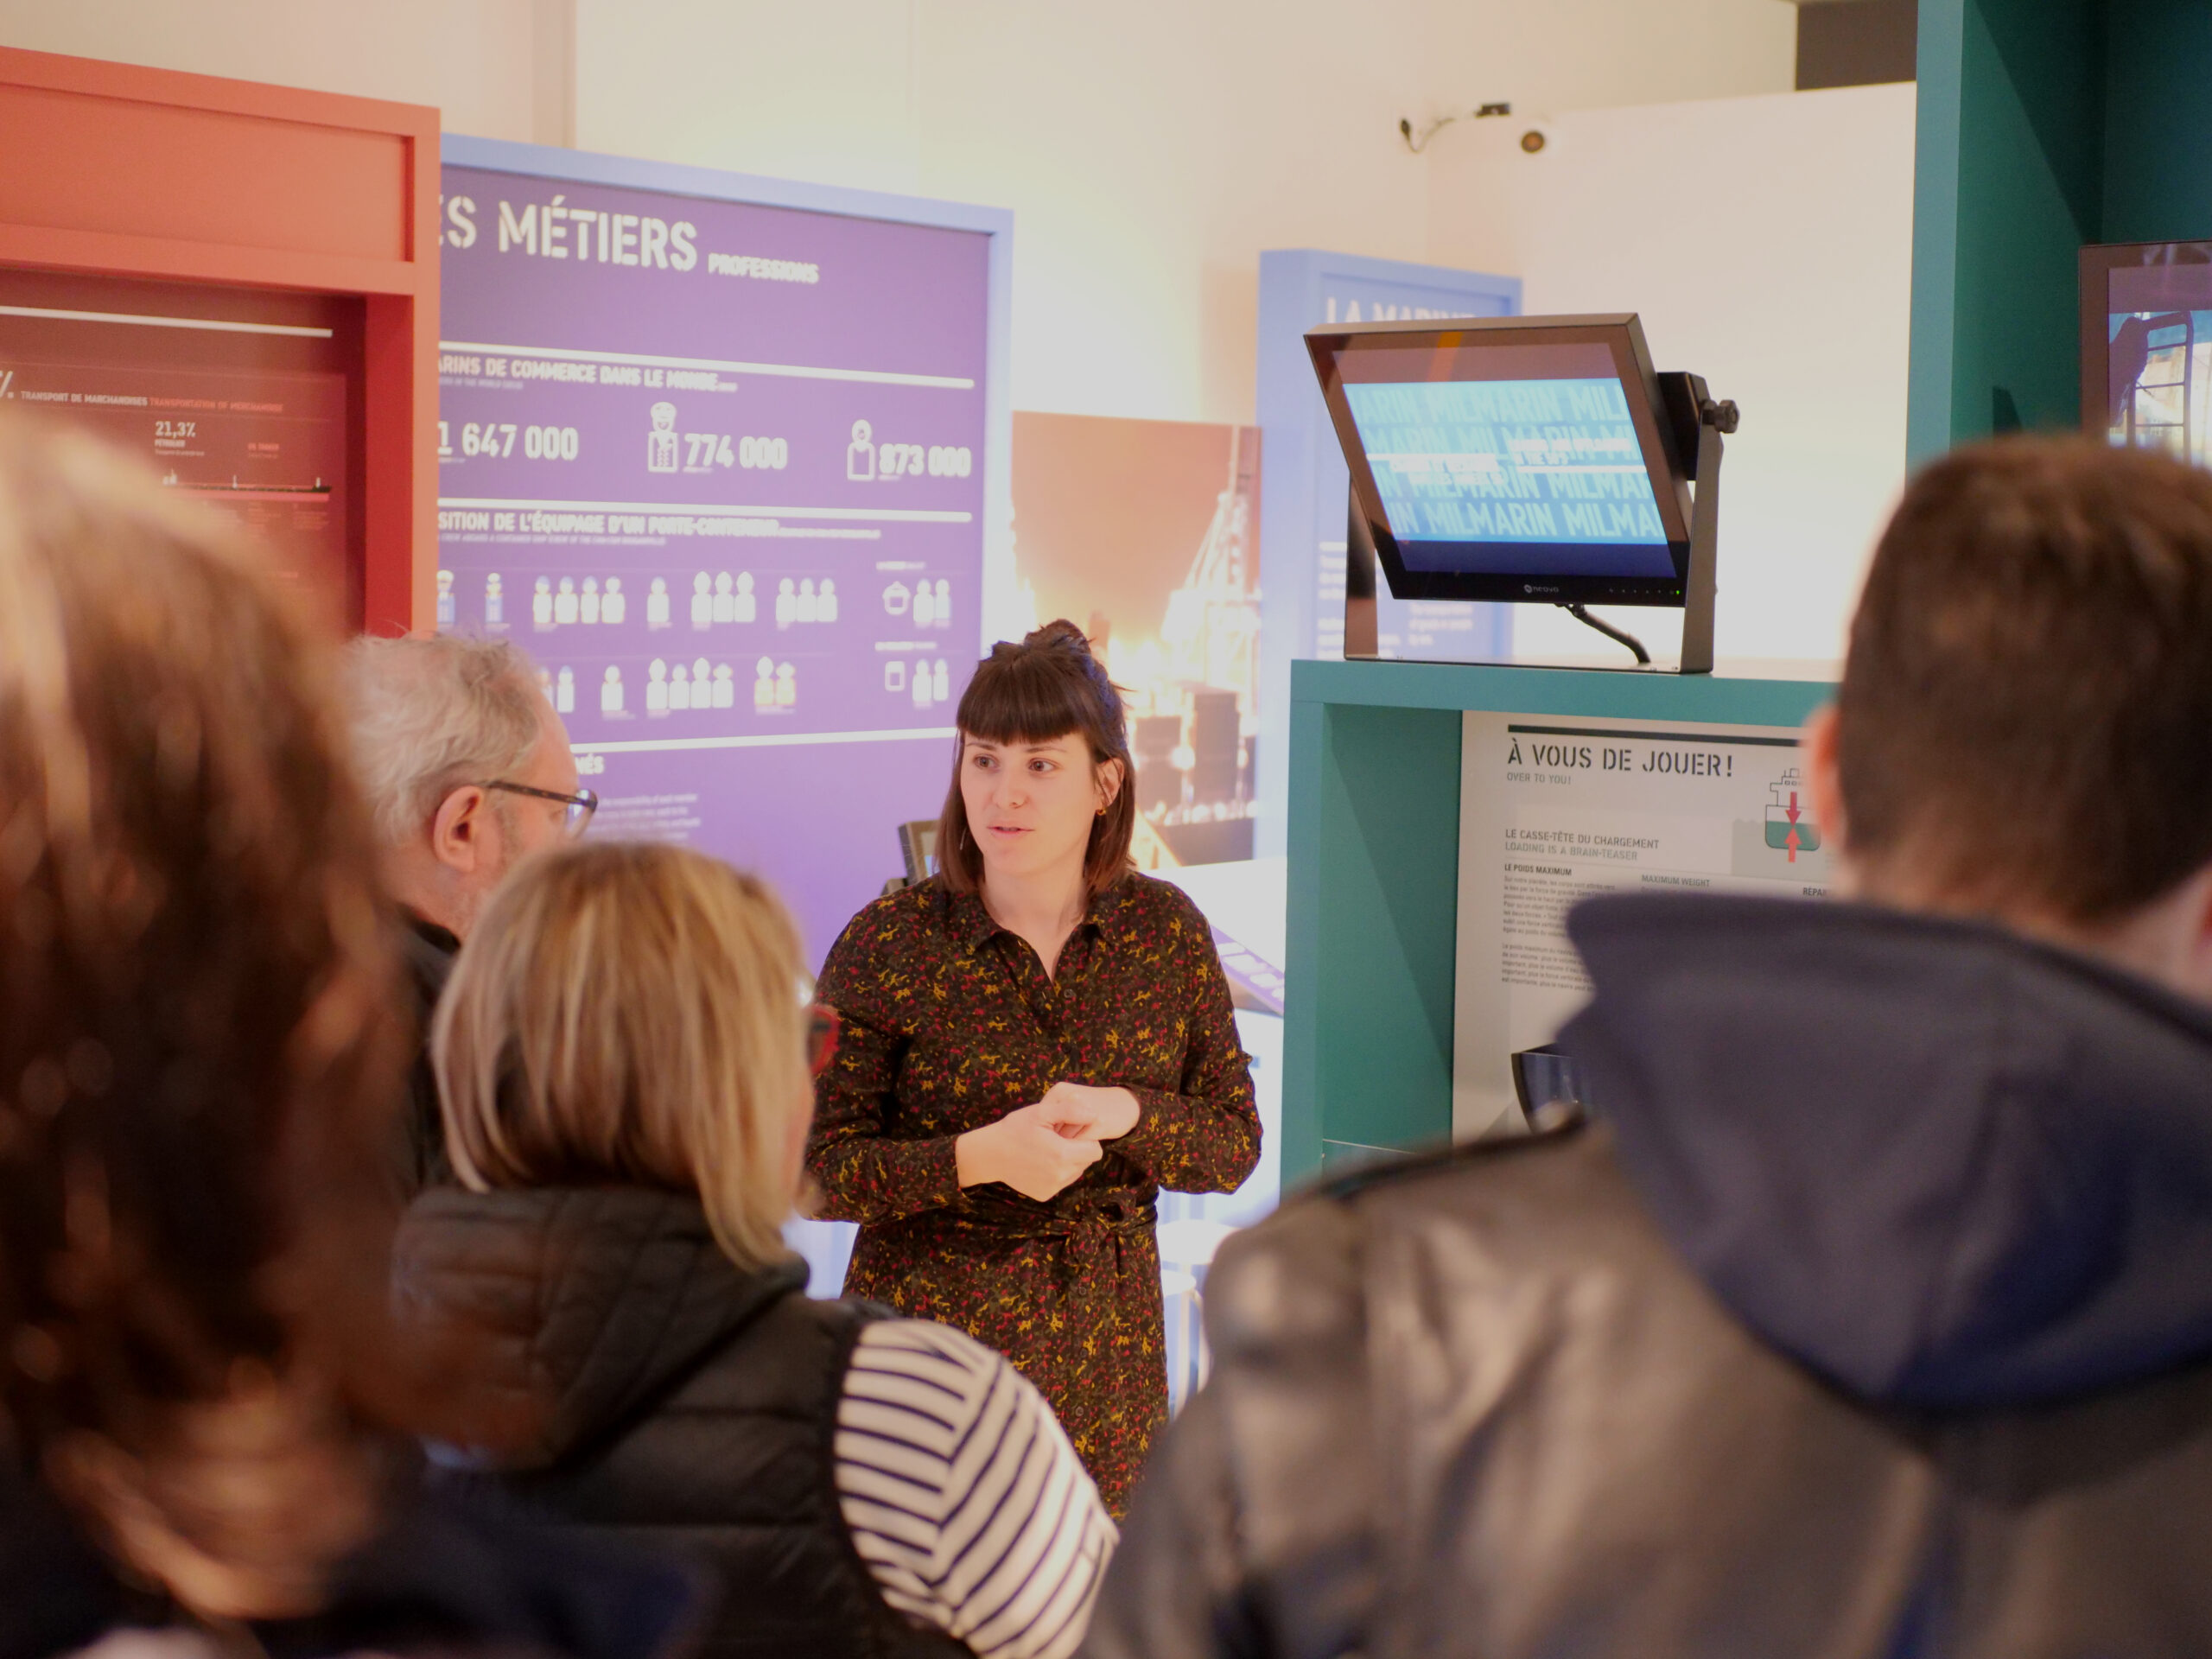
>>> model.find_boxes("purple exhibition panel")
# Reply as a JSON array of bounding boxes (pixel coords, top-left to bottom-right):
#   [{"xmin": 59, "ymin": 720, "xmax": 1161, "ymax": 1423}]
[{"xmin": 437, "ymin": 161, "xmax": 989, "ymax": 957}]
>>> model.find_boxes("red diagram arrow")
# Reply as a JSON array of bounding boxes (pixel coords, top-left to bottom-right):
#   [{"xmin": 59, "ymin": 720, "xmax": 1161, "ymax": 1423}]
[{"xmin": 1785, "ymin": 791, "xmax": 1802, "ymax": 862}]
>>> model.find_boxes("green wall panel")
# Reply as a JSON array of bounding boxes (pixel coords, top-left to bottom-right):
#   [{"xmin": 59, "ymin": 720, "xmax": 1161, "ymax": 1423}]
[
  {"xmin": 1313, "ymin": 703, "xmax": 1461, "ymax": 1165},
  {"xmin": 1956, "ymin": 0, "xmax": 2104, "ymax": 436},
  {"xmin": 1280, "ymin": 660, "xmax": 1836, "ymax": 1193},
  {"xmin": 2102, "ymin": 0, "xmax": 2212, "ymax": 241},
  {"xmin": 1913, "ymin": 0, "xmax": 2103, "ymax": 460},
  {"xmin": 1281, "ymin": 697, "xmax": 1461, "ymax": 1188},
  {"xmin": 1911, "ymin": 0, "xmax": 2212, "ymax": 460},
  {"xmin": 1908, "ymin": 0, "xmax": 1967, "ymax": 467}
]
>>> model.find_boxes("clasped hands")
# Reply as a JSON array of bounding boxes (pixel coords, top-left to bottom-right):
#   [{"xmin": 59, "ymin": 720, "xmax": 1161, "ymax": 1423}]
[{"xmin": 954, "ymin": 1082, "xmax": 1141, "ymax": 1203}]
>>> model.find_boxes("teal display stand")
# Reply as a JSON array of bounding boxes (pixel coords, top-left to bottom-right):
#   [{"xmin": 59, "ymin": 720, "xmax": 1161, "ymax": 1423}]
[
  {"xmin": 1910, "ymin": 0, "xmax": 2212, "ymax": 462},
  {"xmin": 1281, "ymin": 658, "xmax": 1836, "ymax": 1187}
]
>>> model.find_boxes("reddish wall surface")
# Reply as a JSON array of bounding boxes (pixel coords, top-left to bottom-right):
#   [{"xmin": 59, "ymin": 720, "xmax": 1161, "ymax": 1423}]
[{"xmin": 0, "ymin": 47, "xmax": 438, "ymax": 632}]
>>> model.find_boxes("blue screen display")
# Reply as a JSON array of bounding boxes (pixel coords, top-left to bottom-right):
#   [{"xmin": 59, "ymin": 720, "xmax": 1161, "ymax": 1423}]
[{"xmin": 1342, "ymin": 377, "xmax": 1674, "ymax": 578}]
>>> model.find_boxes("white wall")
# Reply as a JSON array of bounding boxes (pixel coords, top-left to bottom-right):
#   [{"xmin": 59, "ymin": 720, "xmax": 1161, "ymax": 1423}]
[
  {"xmin": 0, "ymin": 2, "xmax": 1900, "ymax": 666},
  {"xmin": 1423, "ymin": 0, "xmax": 1798, "ymax": 125},
  {"xmin": 575, "ymin": 0, "xmax": 1796, "ymax": 426},
  {"xmin": 0, "ymin": 0, "xmax": 1799, "ymax": 426},
  {"xmin": 573, "ymin": 0, "xmax": 1425, "ymax": 426},
  {"xmin": 0, "ymin": 0, "xmax": 543, "ymax": 143},
  {"xmin": 1427, "ymin": 82, "xmax": 1918, "ymax": 667}
]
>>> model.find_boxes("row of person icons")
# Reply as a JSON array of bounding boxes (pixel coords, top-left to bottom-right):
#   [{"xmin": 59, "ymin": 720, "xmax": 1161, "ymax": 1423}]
[
  {"xmin": 436, "ymin": 574, "xmax": 631, "ymax": 630},
  {"xmin": 532, "ymin": 575, "xmax": 626, "ymax": 626},
  {"xmin": 884, "ymin": 578, "xmax": 954, "ymax": 627},
  {"xmin": 523, "ymin": 572, "xmax": 843, "ymax": 631},
  {"xmin": 689, "ymin": 573, "xmax": 845, "ymax": 630},
  {"xmin": 440, "ymin": 570, "xmax": 518, "ymax": 629},
  {"xmin": 886, "ymin": 658, "xmax": 953, "ymax": 708},
  {"xmin": 544, "ymin": 658, "xmax": 801, "ymax": 714},
  {"xmin": 440, "ymin": 570, "xmax": 952, "ymax": 635}
]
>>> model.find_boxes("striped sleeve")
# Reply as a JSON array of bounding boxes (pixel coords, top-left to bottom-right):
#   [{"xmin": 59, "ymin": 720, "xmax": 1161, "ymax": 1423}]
[{"xmin": 834, "ymin": 1319, "xmax": 1118, "ymax": 1659}]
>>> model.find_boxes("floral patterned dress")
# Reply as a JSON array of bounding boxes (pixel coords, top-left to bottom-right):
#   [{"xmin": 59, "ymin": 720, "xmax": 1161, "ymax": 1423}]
[{"xmin": 808, "ymin": 873, "xmax": 1262, "ymax": 1513}]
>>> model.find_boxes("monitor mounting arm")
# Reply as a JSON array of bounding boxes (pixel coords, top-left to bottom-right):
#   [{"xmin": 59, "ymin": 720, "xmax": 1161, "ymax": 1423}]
[
  {"xmin": 1559, "ymin": 602, "xmax": 1651, "ymax": 664},
  {"xmin": 1658, "ymin": 372, "xmax": 1736, "ymax": 675},
  {"xmin": 1550, "ymin": 379, "xmax": 1733, "ymax": 671}
]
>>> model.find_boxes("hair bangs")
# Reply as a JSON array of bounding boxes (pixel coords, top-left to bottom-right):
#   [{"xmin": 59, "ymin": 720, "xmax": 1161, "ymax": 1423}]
[{"xmin": 956, "ymin": 656, "xmax": 1100, "ymax": 750}]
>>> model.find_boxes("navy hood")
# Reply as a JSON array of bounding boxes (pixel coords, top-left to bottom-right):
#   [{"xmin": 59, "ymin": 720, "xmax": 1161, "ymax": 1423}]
[{"xmin": 1560, "ymin": 893, "xmax": 2212, "ymax": 1410}]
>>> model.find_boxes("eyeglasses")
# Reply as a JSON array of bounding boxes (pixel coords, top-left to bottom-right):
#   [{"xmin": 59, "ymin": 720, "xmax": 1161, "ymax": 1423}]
[
  {"xmin": 480, "ymin": 779, "xmax": 600, "ymax": 837},
  {"xmin": 807, "ymin": 1003, "xmax": 841, "ymax": 1077}
]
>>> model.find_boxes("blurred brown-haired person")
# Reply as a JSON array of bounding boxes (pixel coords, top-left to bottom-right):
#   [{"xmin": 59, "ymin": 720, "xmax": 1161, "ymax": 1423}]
[{"xmin": 0, "ymin": 416, "xmax": 696, "ymax": 1659}]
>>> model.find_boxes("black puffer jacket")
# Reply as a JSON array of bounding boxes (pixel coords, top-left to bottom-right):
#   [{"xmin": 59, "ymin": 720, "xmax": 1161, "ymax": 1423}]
[
  {"xmin": 394, "ymin": 910, "xmax": 458, "ymax": 1196},
  {"xmin": 1090, "ymin": 895, "xmax": 2212, "ymax": 1659},
  {"xmin": 394, "ymin": 1185, "xmax": 968, "ymax": 1659}
]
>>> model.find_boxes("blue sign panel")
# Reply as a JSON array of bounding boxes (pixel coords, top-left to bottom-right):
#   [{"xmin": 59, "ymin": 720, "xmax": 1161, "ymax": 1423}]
[{"xmin": 1253, "ymin": 251, "xmax": 1520, "ymax": 857}]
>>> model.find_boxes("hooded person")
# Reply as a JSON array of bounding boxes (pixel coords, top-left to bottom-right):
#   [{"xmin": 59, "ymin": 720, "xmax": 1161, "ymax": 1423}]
[{"xmin": 1084, "ymin": 437, "xmax": 2212, "ymax": 1659}]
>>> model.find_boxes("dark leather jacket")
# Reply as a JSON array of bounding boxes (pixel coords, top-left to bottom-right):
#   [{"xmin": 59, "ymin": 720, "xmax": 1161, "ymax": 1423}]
[{"xmin": 1089, "ymin": 895, "xmax": 2212, "ymax": 1659}]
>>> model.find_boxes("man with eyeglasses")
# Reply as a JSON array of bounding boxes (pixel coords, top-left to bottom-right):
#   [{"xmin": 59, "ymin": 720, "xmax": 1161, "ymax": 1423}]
[{"xmin": 344, "ymin": 633, "xmax": 597, "ymax": 1192}]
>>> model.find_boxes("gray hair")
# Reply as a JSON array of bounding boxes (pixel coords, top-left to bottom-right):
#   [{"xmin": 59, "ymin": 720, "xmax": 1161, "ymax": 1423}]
[{"xmin": 343, "ymin": 635, "xmax": 546, "ymax": 847}]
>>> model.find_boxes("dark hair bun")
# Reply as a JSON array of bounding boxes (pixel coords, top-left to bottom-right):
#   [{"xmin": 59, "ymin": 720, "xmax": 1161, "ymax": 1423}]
[{"xmin": 1022, "ymin": 618, "xmax": 1095, "ymax": 657}]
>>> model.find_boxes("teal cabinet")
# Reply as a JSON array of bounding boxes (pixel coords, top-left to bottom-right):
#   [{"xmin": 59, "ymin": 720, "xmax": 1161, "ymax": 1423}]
[
  {"xmin": 1281, "ymin": 659, "xmax": 1836, "ymax": 1186},
  {"xmin": 1910, "ymin": 0, "xmax": 2212, "ymax": 462}
]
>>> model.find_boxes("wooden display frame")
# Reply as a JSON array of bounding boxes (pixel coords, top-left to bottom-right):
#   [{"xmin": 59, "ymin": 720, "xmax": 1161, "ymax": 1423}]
[{"xmin": 0, "ymin": 46, "xmax": 438, "ymax": 632}]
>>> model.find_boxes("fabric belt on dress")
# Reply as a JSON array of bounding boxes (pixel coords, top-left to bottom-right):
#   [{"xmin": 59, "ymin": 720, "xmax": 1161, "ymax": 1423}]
[{"xmin": 948, "ymin": 1193, "xmax": 1159, "ymax": 1291}]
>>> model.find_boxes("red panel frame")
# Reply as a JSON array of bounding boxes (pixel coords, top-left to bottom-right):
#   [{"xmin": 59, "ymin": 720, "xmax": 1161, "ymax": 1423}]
[{"xmin": 0, "ymin": 46, "xmax": 438, "ymax": 633}]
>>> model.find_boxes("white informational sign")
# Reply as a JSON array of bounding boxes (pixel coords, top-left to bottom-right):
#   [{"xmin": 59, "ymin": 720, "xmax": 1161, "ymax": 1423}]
[{"xmin": 1452, "ymin": 710, "xmax": 1830, "ymax": 1139}]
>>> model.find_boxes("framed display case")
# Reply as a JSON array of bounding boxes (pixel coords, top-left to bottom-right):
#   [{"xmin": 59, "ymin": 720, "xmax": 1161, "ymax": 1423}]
[{"xmin": 0, "ymin": 46, "xmax": 439, "ymax": 631}]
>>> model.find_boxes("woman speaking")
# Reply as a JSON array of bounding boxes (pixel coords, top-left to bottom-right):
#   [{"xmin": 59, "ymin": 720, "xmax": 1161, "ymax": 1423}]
[{"xmin": 809, "ymin": 621, "xmax": 1261, "ymax": 1512}]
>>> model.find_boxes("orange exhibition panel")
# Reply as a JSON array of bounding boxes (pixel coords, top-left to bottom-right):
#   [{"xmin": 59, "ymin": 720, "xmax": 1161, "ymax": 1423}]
[{"xmin": 0, "ymin": 47, "xmax": 438, "ymax": 633}]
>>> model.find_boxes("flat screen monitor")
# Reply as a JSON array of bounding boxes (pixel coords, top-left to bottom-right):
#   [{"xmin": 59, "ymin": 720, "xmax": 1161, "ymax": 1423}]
[
  {"xmin": 1306, "ymin": 313, "xmax": 1694, "ymax": 607},
  {"xmin": 2082, "ymin": 241, "xmax": 2212, "ymax": 466}
]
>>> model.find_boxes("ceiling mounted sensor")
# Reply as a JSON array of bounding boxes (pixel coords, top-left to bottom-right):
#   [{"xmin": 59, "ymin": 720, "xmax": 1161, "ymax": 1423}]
[
  {"xmin": 1397, "ymin": 101, "xmax": 1514, "ymax": 155},
  {"xmin": 1520, "ymin": 129, "xmax": 1548, "ymax": 154}
]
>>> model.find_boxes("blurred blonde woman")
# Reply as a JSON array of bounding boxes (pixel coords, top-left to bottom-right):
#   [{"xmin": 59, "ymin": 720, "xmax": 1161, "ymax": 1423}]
[
  {"xmin": 0, "ymin": 416, "xmax": 691, "ymax": 1659},
  {"xmin": 396, "ymin": 842, "xmax": 1116, "ymax": 1659}
]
